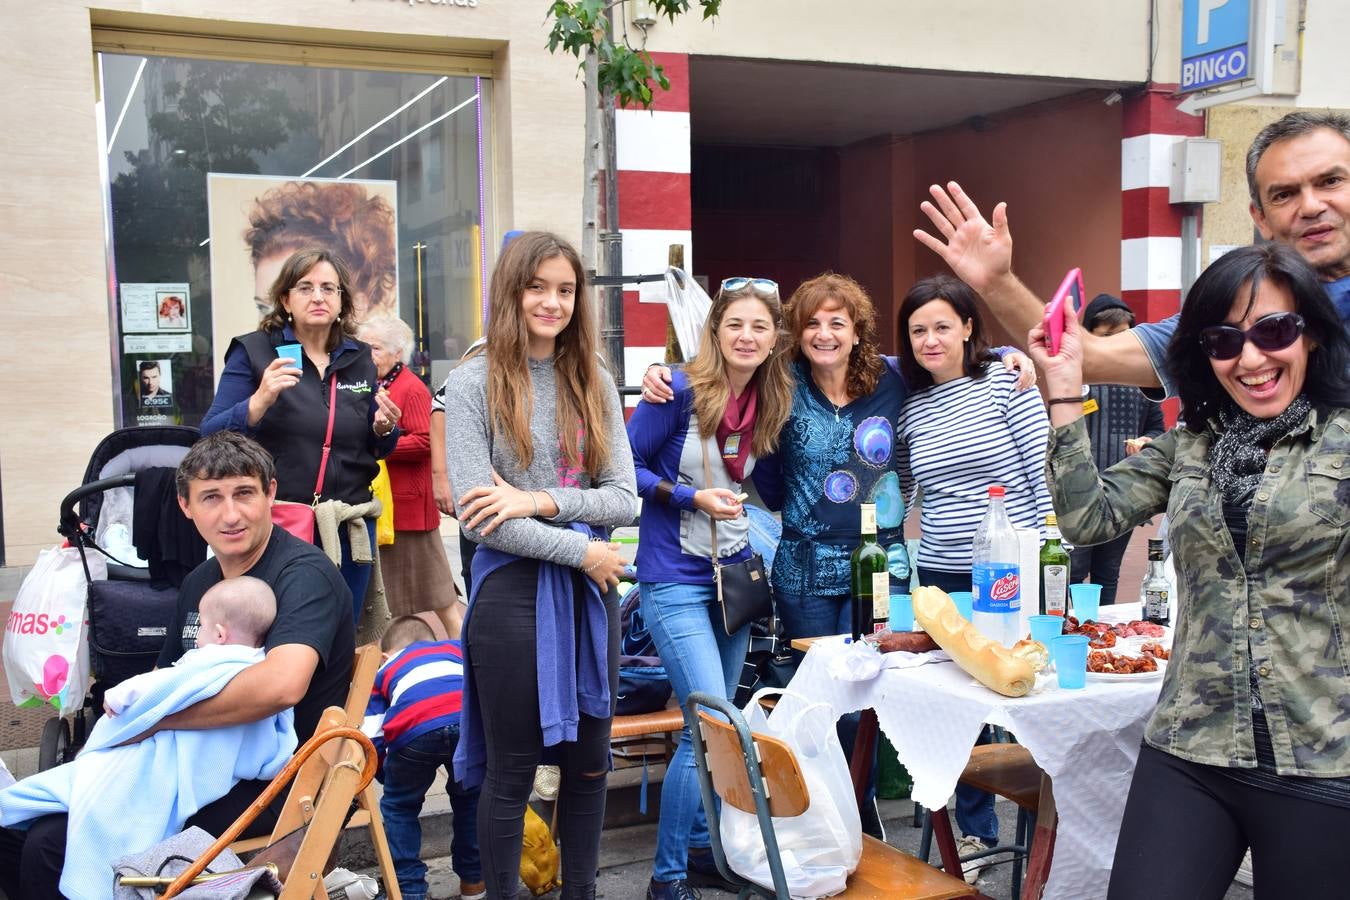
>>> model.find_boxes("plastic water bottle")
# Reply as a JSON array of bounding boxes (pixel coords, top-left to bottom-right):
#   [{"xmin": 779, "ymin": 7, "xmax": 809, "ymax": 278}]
[{"xmin": 971, "ymin": 485, "xmax": 1022, "ymax": 647}]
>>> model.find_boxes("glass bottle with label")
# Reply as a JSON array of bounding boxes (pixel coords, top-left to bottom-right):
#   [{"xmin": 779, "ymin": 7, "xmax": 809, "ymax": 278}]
[
  {"xmin": 1039, "ymin": 514, "xmax": 1070, "ymax": 616},
  {"xmin": 851, "ymin": 503, "xmax": 889, "ymax": 639},
  {"xmin": 1142, "ymin": 539, "xmax": 1170, "ymax": 626}
]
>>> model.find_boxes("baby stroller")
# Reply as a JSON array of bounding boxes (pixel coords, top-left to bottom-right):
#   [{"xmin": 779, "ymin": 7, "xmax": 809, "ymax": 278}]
[{"xmin": 38, "ymin": 425, "xmax": 202, "ymax": 769}]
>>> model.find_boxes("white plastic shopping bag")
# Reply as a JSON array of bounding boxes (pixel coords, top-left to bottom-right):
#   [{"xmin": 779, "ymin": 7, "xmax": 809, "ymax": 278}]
[
  {"xmin": 662, "ymin": 266, "xmax": 712, "ymax": 362},
  {"xmin": 719, "ymin": 688, "xmax": 862, "ymax": 898},
  {"xmin": 3, "ymin": 546, "xmax": 101, "ymax": 716}
]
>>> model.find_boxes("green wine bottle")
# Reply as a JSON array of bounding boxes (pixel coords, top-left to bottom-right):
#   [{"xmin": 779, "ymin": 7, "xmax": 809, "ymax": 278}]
[
  {"xmin": 851, "ymin": 503, "xmax": 889, "ymax": 639},
  {"xmin": 1040, "ymin": 514, "xmax": 1070, "ymax": 616}
]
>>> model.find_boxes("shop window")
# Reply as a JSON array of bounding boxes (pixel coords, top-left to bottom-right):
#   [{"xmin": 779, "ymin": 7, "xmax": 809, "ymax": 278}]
[{"xmin": 97, "ymin": 52, "xmax": 492, "ymax": 428}]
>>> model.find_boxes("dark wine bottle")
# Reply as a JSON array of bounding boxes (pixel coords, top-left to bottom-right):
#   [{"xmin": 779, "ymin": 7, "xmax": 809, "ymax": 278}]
[{"xmin": 850, "ymin": 503, "xmax": 889, "ymax": 639}]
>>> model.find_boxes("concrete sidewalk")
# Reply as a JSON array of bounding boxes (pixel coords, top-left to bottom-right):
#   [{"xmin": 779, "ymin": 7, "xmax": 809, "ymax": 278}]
[{"xmin": 344, "ymin": 791, "xmax": 1254, "ymax": 900}]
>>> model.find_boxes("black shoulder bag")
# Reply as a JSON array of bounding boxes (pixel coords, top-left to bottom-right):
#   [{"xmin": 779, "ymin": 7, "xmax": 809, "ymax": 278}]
[{"xmin": 701, "ymin": 438, "xmax": 773, "ymax": 636}]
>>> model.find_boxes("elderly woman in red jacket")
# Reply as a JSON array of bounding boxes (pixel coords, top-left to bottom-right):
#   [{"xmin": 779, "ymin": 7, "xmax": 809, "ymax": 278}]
[{"xmin": 358, "ymin": 314, "xmax": 462, "ymax": 638}]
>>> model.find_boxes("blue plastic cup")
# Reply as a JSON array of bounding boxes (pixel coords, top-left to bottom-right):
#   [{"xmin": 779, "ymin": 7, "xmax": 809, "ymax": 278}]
[
  {"xmin": 889, "ymin": 592, "xmax": 914, "ymax": 632},
  {"xmin": 948, "ymin": 591, "xmax": 974, "ymax": 622},
  {"xmin": 1029, "ymin": 615, "xmax": 1064, "ymax": 665},
  {"xmin": 1052, "ymin": 635, "xmax": 1090, "ymax": 689},
  {"xmin": 275, "ymin": 342, "xmax": 303, "ymax": 368},
  {"xmin": 1070, "ymin": 583, "xmax": 1103, "ymax": 622}
]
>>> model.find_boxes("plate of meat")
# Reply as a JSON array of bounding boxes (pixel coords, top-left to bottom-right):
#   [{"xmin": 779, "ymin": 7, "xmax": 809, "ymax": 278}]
[
  {"xmin": 1085, "ymin": 648, "xmax": 1167, "ymax": 682},
  {"xmin": 1061, "ymin": 616, "xmax": 1171, "ymax": 650}
]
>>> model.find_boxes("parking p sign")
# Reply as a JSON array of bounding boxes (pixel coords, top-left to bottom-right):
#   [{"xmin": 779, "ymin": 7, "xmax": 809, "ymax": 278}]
[{"xmin": 1181, "ymin": 0, "xmax": 1252, "ymax": 92}]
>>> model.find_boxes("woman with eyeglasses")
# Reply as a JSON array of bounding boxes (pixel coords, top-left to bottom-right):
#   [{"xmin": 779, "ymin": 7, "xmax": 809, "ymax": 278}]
[
  {"xmin": 627, "ymin": 278, "xmax": 794, "ymax": 900},
  {"xmin": 202, "ymin": 248, "xmax": 401, "ymax": 624},
  {"xmin": 1030, "ymin": 243, "xmax": 1350, "ymax": 898}
]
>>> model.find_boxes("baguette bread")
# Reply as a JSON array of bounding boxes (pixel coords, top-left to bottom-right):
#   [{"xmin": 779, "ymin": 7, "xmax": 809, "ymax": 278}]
[{"xmin": 912, "ymin": 586, "xmax": 1048, "ymax": 697}]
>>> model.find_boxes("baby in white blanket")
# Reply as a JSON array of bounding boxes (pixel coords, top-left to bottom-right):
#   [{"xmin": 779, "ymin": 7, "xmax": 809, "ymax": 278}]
[
  {"xmin": 0, "ymin": 575, "xmax": 297, "ymax": 900},
  {"xmin": 106, "ymin": 575, "xmax": 276, "ymax": 715}
]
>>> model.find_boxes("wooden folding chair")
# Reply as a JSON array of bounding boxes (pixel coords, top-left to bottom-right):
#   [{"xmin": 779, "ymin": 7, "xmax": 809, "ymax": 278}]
[
  {"xmin": 229, "ymin": 643, "xmax": 401, "ymax": 898},
  {"xmin": 160, "ymin": 705, "xmax": 377, "ymax": 899},
  {"xmin": 685, "ymin": 691, "xmax": 981, "ymax": 900}
]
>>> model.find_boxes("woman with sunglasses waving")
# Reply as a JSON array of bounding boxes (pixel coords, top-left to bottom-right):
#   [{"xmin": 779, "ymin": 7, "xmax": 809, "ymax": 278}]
[
  {"xmin": 443, "ymin": 231, "xmax": 638, "ymax": 900},
  {"xmin": 1029, "ymin": 243, "xmax": 1350, "ymax": 899},
  {"xmin": 202, "ymin": 247, "xmax": 401, "ymax": 625},
  {"xmin": 627, "ymin": 278, "xmax": 794, "ymax": 900}
]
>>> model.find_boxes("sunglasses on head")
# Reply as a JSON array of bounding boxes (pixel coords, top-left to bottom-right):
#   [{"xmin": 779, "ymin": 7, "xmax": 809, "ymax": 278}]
[
  {"xmin": 1198, "ymin": 311, "xmax": 1305, "ymax": 360},
  {"xmin": 721, "ymin": 277, "xmax": 780, "ymax": 299}
]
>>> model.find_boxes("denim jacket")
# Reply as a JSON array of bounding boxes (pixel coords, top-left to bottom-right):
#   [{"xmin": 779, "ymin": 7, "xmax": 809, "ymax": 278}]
[{"xmin": 1046, "ymin": 407, "xmax": 1350, "ymax": 776}]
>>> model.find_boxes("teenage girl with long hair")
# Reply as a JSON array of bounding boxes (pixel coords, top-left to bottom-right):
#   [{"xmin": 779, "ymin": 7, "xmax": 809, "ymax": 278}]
[{"xmin": 443, "ymin": 231, "xmax": 639, "ymax": 900}]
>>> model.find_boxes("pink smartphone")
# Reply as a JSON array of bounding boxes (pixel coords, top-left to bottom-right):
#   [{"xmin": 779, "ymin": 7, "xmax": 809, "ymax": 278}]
[{"xmin": 1044, "ymin": 268, "xmax": 1085, "ymax": 355}]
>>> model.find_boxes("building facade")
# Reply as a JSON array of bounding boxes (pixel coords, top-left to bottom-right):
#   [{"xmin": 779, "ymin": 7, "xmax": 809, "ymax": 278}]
[{"xmin": 1, "ymin": 0, "xmax": 1346, "ymax": 567}]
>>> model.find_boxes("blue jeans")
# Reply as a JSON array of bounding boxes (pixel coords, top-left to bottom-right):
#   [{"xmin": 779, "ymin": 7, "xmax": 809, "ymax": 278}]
[
  {"xmin": 333, "ymin": 517, "xmax": 377, "ymax": 624},
  {"xmin": 640, "ymin": 581, "xmax": 750, "ymax": 883},
  {"xmin": 917, "ymin": 566, "xmax": 998, "ymax": 844},
  {"xmin": 775, "ymin": 592, "xmax": 879, "ymax": 823},
  {"xmin": 381, "ymin": 726, "xmax": 482, "ymax": 899}
]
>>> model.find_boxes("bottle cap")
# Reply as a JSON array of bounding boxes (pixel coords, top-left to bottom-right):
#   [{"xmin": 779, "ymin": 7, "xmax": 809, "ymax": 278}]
[
  {"xmin": 1046, "ymin": 513, "xmax": 1058, "ymax": 527},
  {"xmin": 988, "ymin": 485, "xmax": 1006, "ymax": 498}
]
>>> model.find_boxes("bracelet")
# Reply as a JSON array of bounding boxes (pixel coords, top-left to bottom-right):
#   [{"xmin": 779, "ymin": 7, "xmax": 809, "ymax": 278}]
[
  {"xmin": 1048, "ymin": 397, "xmax": 1086, "ymax": 406},
  {"xmin": 582, "ymin": 556, "xmax": 605, "ymax": 574},
  {"xmin": 530, "ymin": 491, "xmax": 540, "ymax": 517}
]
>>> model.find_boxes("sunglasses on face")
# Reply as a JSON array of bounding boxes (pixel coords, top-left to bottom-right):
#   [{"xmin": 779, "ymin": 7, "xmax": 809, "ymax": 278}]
[
  {"xmin": 721, "ymin": 277, "xmax": 780, "ymax": 300},
  {"xmin": 1198, "ymin": 311, "xmax": 1305, "ymax": 360}
]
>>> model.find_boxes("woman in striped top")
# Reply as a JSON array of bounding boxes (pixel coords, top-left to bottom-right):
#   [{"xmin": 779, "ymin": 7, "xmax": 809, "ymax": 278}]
[{"xmin": 895, "ymin": 274, "xmax": 1051, "ymax": 877}]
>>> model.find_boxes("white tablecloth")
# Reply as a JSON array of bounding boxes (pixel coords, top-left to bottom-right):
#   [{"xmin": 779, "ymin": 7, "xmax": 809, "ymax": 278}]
[{"xmin": 786, "ymin": 605, "xmax": 1165, "ymax": 900}]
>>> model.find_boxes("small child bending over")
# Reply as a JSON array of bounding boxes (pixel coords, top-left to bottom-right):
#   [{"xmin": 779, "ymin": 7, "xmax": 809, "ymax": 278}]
[
  {"xmin": 364, "ymin": 616, "xmax": 484, "ymax": 900},
  {"xmin": 106, "ymin": 575, "xmax": 277, "ymax": 716}
]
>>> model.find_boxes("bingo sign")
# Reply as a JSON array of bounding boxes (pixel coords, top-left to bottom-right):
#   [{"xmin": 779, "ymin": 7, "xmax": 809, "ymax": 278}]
[{"xmin": 1181, "ymin": 0, "xmax": 1253, "ymax": 93}]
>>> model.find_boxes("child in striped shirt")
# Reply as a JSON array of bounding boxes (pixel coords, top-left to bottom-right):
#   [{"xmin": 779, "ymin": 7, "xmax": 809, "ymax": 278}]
[{"xmin": 364, "ymin": 616, "xmax": 483, "ymax": 900}]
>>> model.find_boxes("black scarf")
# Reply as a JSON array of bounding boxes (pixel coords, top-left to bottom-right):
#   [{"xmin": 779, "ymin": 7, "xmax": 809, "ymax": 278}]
[
  {"xmin": 1208, "ymin": 395, "xmax": 1312, "ymax": 503},
  {"xmin": 377, "ymin": 362, "xmax": 403, "ymax": 392}
]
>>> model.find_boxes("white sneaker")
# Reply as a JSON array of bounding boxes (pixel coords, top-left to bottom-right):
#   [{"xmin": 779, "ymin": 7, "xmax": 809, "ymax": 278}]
[
  {"xmin": 956, "ymin": 834, "xmax": 994, "ymax": 885},
  {"xmin": 1234, "ymin": 850, "xmax": 1254, "ymax": 886}
]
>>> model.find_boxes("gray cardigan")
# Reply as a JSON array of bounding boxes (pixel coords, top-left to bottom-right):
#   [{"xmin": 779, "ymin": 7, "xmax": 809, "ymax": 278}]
[{"xmin": 443, "ymin": 353, "xmax": 638, "ymax": 568}]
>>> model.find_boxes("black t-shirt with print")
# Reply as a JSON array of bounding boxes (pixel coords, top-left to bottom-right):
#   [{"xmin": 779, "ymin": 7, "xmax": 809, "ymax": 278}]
[{"xmin": 157, "ymin": 527, "xmax": 355, "ymax": 743}]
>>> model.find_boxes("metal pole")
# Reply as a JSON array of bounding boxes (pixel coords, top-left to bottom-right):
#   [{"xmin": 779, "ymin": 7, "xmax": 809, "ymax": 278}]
[
  {"xmin": 413, "ymin": 241, "xmax": 428, "ymax": 378},
  {"xmin": 1180, "ymin": 207, "xmax": 1199, "ymax": 303},
  {"xmin": 600, "ymin": 6, "xmax": 625, "ymax": 383}
]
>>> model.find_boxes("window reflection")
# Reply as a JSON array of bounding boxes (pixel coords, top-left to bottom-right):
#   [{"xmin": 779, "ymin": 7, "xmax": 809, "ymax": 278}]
[{"xmin": 100, "ymin": 52, "xmax": 491, "ymax": 428}]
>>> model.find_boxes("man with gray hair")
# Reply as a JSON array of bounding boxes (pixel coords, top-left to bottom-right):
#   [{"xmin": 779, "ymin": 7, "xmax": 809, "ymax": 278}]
[{"xmin": 915, "ymin": 109, "xmax": 1350, "ymax": 396}]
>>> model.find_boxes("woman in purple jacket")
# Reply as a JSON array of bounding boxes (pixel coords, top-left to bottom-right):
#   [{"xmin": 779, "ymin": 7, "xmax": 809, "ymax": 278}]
[{"xmin": 627, "ymin": 279, "xmax": 795, "ymax": 900}]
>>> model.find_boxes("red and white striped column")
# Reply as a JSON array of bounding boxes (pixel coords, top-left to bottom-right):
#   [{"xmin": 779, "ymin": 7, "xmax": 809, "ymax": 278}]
[
  {"xmin": 614, "ymin": 51, "xmax": 693, "ymax": 387},
  {"xmin": 1119, "ymin": 85, "xmax": 1206, "ymax": 326}
]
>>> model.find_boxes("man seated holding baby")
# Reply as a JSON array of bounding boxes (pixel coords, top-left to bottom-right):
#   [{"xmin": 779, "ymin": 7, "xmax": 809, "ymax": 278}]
[{"xmin": 0, "ymin": 431, "xmax": 356, "ymax": 900}]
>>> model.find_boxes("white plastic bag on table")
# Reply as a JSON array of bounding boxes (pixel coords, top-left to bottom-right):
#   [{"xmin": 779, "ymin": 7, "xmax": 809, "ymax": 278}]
[
  {"xmin": 3, "ymin": 545, "xmax": 102, "ymax": 716},
  {"xmin": 719, "ymin": 688, "xmax": 861, "ymax": 898}
]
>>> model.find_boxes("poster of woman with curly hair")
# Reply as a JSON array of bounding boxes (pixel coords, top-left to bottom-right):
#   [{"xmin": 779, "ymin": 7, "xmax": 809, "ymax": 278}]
[{"xmin": 206, "ymin": 174, "xmax": 399, "ymax": 377}]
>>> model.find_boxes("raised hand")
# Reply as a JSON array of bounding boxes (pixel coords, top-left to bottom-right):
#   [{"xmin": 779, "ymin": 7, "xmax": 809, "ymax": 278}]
[{"xmin": 913, "ymin": 182, "xmax": 1013, "ymax": 294}]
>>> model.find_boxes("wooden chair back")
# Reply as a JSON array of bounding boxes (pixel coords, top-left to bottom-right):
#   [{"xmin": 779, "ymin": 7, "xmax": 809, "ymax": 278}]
[
  {"xmin": 161, "ymin": 705, "xmax": 377, "ymax": 899},
  {"xmin": 229, "ymin": 643, "xmax": 383, "ymax": 853},
  {"xmin": 344, "ymin": 643, "xmax": 383, "ymax": 724},
  {"xmin": 696, "ymin": 709, "xmax": 810, "ymax": 818}
]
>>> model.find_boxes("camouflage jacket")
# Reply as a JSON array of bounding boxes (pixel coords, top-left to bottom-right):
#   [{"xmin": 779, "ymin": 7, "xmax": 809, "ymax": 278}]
[{"xmin": 1046, "ymin": 407, "xmax": 1350, "ymax": 776}]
